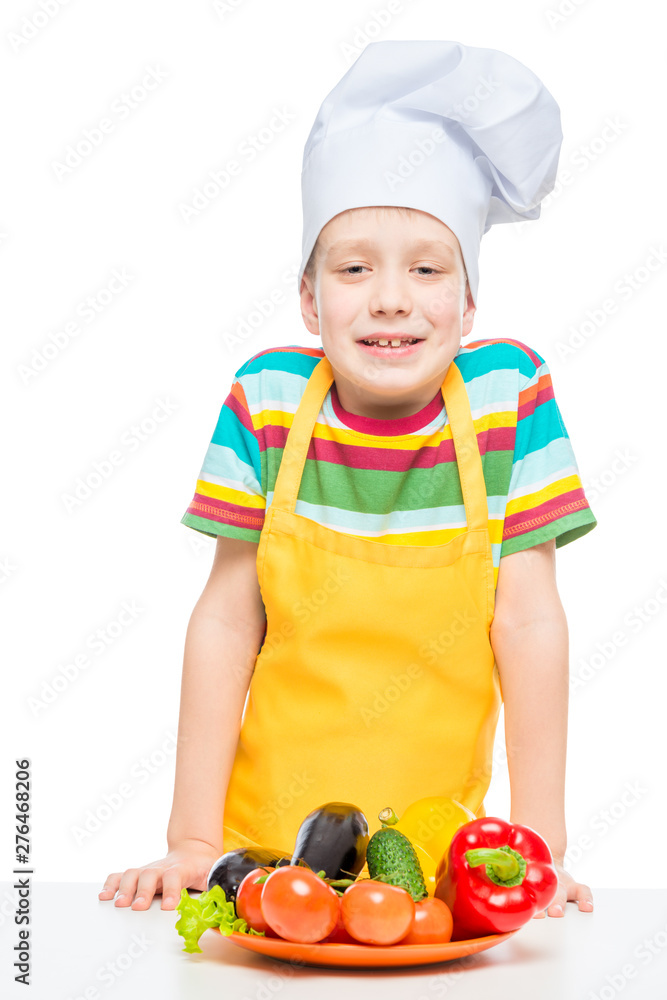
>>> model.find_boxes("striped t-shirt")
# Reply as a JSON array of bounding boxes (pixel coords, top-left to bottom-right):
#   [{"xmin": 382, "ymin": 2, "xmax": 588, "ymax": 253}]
[{"xmin": 181, "ymin": 338, "xmax": 597, "ymax": 588}]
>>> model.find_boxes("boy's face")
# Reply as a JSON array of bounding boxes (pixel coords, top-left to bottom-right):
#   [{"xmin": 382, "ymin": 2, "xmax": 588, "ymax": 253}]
[{"xmin": 300, "ymin": 206, "xmax": 475, "ymax": 420}]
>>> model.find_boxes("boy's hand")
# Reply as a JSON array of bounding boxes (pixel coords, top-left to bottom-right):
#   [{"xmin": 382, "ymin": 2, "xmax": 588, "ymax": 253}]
[
  {"xmin": 98, "ymin": 838, "xmax": 222, "ymax": 910},
  {"xmin": 533, "ymin": 858, "xmax": 594, "ymax": 918}
]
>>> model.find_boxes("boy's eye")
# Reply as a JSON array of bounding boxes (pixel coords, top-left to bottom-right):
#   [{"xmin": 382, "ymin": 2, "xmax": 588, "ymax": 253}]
[
  {"xmin": 340, "ymin": 265, "xmax": 443, "ymax": 275},
  {"xmin": 338, "ymin": 265, "xmax": 444, "ymax": 276}
]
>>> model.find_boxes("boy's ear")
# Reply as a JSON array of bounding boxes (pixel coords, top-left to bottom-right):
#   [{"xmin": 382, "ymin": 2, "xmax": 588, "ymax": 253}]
[
  {"xmin": 461, "ymin": 284, "xmax": 476, "ymax": 338},
  {"xmin": 300, "ymin": 274, "xmax": 320, "ymax": 336}
]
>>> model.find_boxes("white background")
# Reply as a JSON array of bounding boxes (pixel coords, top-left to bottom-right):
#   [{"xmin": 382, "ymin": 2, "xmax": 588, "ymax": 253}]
[{"xmin": 3, "ymin": 0, "xmax": 665, "ymax": 893}]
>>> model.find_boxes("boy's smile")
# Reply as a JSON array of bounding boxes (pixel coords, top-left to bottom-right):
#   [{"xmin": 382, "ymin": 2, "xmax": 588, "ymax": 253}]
[{"xmin": 300, "ymin": 206, "xmax": 476, "ymax": 421}]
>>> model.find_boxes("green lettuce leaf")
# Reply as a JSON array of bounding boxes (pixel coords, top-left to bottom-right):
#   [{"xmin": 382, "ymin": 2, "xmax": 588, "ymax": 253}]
[{"xmin": 175, "ymin": 885, "xmax": 266, "ymax": 953}]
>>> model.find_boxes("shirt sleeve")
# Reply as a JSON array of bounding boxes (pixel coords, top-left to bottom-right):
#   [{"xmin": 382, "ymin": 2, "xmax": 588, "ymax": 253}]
[
  {"xmin": 180, "ymin": 372, "xmax": 266, "ymax": 543},
  {"xmin": 500, "ymin": 353, "xmax": 597, "ymax": 558}
]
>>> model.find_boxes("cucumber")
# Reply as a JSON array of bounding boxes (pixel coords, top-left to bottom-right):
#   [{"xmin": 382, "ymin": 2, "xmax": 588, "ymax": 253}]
[{"xmin": 366, "ymin": 826, "xmax": 428, "ymax": 901}]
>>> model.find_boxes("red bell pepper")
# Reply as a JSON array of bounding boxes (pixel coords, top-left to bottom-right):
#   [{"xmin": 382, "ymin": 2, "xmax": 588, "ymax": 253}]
[{"xmin": 434, "ymin": 817, "xmax": 558, "ymax": 940}]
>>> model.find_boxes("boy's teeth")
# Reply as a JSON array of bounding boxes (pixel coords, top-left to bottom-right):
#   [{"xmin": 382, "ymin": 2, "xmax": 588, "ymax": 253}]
[{"xmin": 363, "ymin": 338, "xmax": 417, "ymax": 347}]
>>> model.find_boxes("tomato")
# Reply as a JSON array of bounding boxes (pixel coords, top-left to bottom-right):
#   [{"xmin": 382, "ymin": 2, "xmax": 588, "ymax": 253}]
[
  {"xmin": 235, "ymin": 867, "xmax": 274, "ymax": 933},
  {"xmin": 321, "ymin": 895, "xmax": 356, "ymax": 944},
  {"xmin": 341, "ymin": 880, "xmax": 415, "ymax": 945},
  {"xmin": 260, "ymin": 866, "xmax": 339, "ymax": 943},
  {"xmin": 397, "ymin": 897, "xmax": 453, "ymax": 944}
]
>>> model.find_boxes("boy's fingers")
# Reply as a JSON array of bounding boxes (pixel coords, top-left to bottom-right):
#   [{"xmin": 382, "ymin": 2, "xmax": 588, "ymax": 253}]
[
  {"xmin": 114, "ymin": 868, "xmax": 142, "ymax": 906},
  {"xmin": 100, "ymin": 853, "xmax": 217, "ymax": 909},
  {"xmin": 131, "ymin": 870, "xmax": 163, "ymax": 909},
  {"xmin": 99, "ymin": 873, "xmax": 122, "ymax": 899},
  {"xmin": 161, "ymin": 868, "xmax": 185, "ymax": 909},
  {"xmin": 574, "ymin": 882, "xmax": 594, "ymax": 910}
]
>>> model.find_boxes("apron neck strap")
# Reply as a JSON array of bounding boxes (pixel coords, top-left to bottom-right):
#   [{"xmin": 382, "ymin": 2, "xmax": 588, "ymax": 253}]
[{"xmin": 272, "ymin": 355, "xmax": 489, "ymax": 532}]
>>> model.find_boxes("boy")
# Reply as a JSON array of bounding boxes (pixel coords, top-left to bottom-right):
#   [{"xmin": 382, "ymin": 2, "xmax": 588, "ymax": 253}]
[{"xmin": 100, "ymin": 40, "xmax": 596, "ymax": 919}]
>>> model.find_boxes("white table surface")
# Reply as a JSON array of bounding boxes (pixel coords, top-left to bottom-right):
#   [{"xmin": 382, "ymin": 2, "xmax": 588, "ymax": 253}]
[{"xmin": 2, "ymin": 883, "xmax": 666, "ymax": 1000}]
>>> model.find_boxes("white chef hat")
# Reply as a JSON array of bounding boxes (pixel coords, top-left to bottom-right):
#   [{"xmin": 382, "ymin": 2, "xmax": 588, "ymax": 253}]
[{"xmin": 298, "ymin": 40, "xmax": 563, "ymax": 306}]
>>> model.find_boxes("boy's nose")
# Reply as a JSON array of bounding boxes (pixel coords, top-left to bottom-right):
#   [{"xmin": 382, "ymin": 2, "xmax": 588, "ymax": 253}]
[{"xmin": 368, "ymin": 281, "xmax": 412, "ymax": 314}]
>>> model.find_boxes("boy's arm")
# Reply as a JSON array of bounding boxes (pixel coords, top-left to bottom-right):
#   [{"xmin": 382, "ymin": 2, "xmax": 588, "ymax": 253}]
[
  {"xmin": 490, "ymin": 538, "xmax": 593, "ymax": 914},
  {"xmin": 167, "ymin": 534, "xmax": 266, "ymax": 849},
  {"xmin": 99, "ymin": 535, "xmax": 266, "ymax": 910}
]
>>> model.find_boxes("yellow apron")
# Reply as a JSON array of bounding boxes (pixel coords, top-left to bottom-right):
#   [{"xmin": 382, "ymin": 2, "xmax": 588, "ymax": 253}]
[{"xmin": 222, "ymin": 355, "xmax": 501, "ymax": 855}]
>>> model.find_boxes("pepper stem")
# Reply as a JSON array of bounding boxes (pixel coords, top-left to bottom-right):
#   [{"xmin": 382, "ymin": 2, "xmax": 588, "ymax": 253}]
[
  {"xmin": 378, "ymin": 807, "xmax": 399, "ymax": 827},
  {"xmin": 464, "ymin": 845, "xmax": 527, "ymax": 887}
]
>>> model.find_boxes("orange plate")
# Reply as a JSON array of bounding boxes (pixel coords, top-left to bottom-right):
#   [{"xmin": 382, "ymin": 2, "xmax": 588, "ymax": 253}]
[{"xmin": 220, "ymin": 928, "xmax": 519, "ymax": 969}]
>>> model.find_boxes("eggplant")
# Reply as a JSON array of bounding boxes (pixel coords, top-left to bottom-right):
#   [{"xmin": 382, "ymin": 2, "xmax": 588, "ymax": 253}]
[
  {"xmin": 290, "ymin": 802, "xmax": 369, "ymax": 880},
  {"xmin": 206, "ymin": 847, "xmax": 291, "ymax": 900}
]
